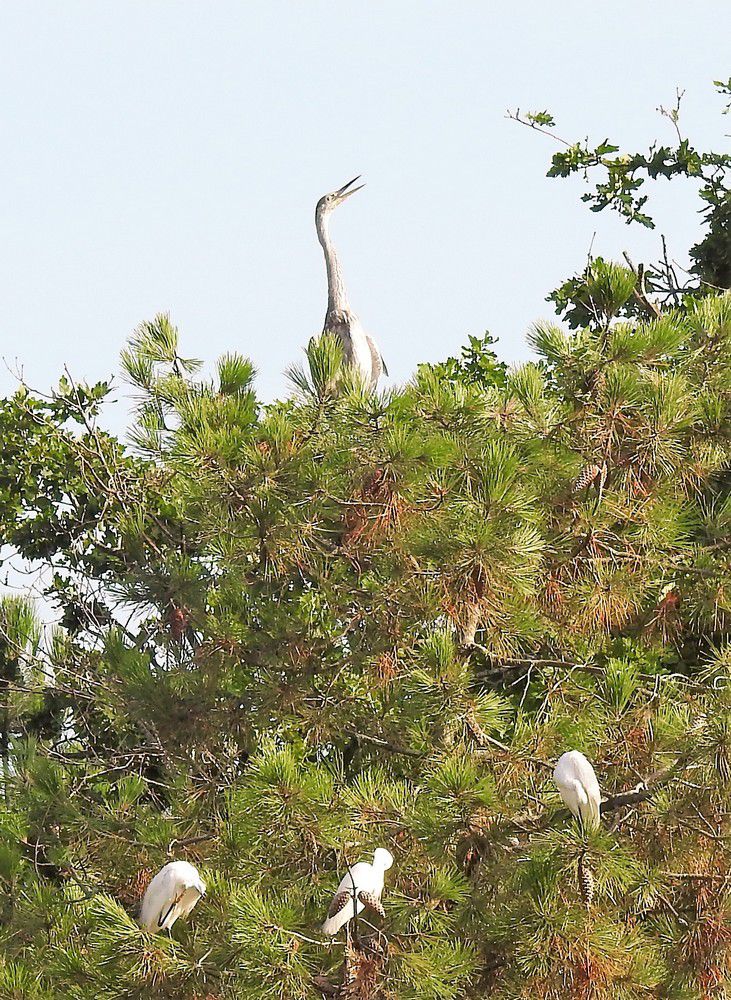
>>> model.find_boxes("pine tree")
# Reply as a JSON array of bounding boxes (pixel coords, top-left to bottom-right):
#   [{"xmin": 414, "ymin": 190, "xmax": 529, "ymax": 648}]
[
  {"xmin": 0, "ymin": 279, "xmax": 729, "ymax": 998},
  {"xmin": 1, "ymin": 96, "xmax": 731, "ymax": 1000}
]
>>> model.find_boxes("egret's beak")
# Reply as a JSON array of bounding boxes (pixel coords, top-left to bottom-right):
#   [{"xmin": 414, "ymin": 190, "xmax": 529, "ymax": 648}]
[{"xmin": 335, "ymin": 175, "xmax": 365, "ymax": 202}]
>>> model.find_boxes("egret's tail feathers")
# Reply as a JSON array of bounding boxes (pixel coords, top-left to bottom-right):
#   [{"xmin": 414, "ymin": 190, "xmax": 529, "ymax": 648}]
[
  {"xmin": 322, "ymin": 914, "xmax": 344, "ymax": 936},
  {"xmin": 577, "ymin": 783, "xmax": 601, "ymax": 831},
  {"xmin": 583, "ymin": 798, "xmax": 601, "ymax": 830}
]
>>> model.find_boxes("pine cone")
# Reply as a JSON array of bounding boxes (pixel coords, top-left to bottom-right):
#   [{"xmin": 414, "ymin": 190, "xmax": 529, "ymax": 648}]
[
  {"xmin": 343, "ymin": 939, "xmax": 386, "ymax": 999},
  {"xmin": 578, "ymin": 852, "xmax": 595, "ymax": 908},
  {"xmin": 657, "ymin": 588, "xmax": 680, "ymax": 614},
  {"xmin": 459, "ymin": 603, "xmax": 481, "ymax": 647},
  {"xmin": 358, "ymin": 890, "xmax": 386, "ymax": 919},
  {"xmin": 166, "ymin": 604, "xmax": 189, "ymax": 641},
  {"xmin": 117, "ymin": 866, "xmax": 153, "ymax": 908},
  {"xmin": 572, "ymin": 464, "xmax": 601, "ymax": 493}
]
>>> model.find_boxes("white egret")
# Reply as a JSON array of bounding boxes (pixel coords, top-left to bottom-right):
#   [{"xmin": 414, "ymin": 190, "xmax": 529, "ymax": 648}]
[
  {"xmin": 139, "ymin": 860, "xmax": 206, "ymax": 933},
  {"xmin": 322, "ymin": 848, "xmax": 393, "ymax": 936},
  {"xmin": 553, "ymin": 750, "xmax": 602, "ymax": 830}
]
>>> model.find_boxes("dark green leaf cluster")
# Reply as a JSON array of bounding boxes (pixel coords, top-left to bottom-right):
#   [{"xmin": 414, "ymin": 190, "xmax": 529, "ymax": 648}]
[{"xmin": 521, "ymin": 79, "xmax": 731, "ymax": 307}]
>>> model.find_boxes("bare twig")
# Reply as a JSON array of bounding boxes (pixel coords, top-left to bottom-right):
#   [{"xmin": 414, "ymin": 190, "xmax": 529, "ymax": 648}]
[
  {"xmin": 622, "ymin": 252, "xmax": 661, "ymax": 318},
  {"xmin": 506, "ymin": 109, "xmax": 571, "ymax": 147},
  {"xmin": 657, "ymin": 88, "xmax": 685, "ymax": 145}
]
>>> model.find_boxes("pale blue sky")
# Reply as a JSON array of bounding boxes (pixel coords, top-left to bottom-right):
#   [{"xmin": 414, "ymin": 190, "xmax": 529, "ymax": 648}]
[{"xmin": 0, "ymin": 2, "xmax": 728, "ymax": 422}]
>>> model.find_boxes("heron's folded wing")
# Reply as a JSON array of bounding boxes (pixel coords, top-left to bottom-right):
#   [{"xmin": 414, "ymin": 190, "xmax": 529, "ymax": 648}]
[{"xmin": 366, "ymin": 335, "xmax": 386, "ymax": 379}]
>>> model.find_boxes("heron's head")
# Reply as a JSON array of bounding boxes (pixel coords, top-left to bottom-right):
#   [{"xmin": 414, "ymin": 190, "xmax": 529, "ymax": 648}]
[
  {"xmin": 316, "ymin": 176, "xmax": 365, "ymax": 220},
  {"xmin": 373, "ymin": 847, "xmax": 394, "ymax": 871}
]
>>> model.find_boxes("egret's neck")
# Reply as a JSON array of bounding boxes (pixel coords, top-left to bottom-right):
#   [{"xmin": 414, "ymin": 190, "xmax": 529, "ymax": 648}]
[{"xmin": 316, "ymin": 211, "xmax": 350, "ymax": 314}]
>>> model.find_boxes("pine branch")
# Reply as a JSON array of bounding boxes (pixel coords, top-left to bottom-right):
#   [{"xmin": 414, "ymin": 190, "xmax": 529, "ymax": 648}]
[
  {"xmin": 601, "ymin": 753, "xmax": 693, "ymax": 814},
  {"xmin": 348, "ymin": 731, "xmax": 424, "ymax": 758}
]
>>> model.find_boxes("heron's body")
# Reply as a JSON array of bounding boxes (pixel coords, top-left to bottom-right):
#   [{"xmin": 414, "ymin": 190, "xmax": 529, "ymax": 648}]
[
  {"xmin": 139, "ymin": 860, "xmax": 206, "ymax": 933},
  {"xmin": 315, "ymin": 177, "xmax": 387, "ymax": 391},
  {"xmin": 322, "ymin": 848, "xmax": 393, "ymax": 936},
  {"xmin": 553, "ymin": 750, "xmax": 602, "ymax": 830}
]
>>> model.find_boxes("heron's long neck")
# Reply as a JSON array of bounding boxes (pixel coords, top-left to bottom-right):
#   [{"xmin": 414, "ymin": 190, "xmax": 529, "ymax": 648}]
[{"xmin": 317, "ymin": 212, "xmax": 350, "ymax": 314}]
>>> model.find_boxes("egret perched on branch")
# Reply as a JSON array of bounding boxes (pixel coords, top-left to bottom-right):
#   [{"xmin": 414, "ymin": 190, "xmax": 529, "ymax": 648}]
[
  {"xmin": 553, "ymin": 750, "xmax": 602, "ymax": 830},
  {"xmin": 322, "ymin": 848, "xmax": 393, "ymax": 936},
  {"xmin": 139, "ymin": 860, "xmax": 206, "ymax": 933},
  {"xmin": 315, "ymin": 176, "xmax": 388, "ymax": 391}
]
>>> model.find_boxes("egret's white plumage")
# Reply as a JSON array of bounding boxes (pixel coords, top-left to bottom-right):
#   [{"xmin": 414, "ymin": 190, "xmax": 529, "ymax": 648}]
[
  {"xmin": 139, "ymin": 860, "xmax": 206, "ymax": 933},
  {"xmin": 322, "ymin": 848, "xmax": 393, "ymax": 936},
  {"xmin": 553, "ymin": 750, "xmax": 602, "ymax": 830}
]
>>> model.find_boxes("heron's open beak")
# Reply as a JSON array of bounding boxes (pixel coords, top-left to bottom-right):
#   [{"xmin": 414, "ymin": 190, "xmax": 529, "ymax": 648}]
[{"xmin": 335, "ymin": 175, "xmax": 365, "ymax": 202}]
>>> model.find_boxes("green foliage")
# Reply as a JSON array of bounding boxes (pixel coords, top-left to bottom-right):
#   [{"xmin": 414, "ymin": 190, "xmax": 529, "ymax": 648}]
[
  {"xmin": 517, "ymin": 79, "xmax": 731, "ymax": 319},
  {"xmin": 420, "ymin": 334, "xmax": 508, "ymax": 391},
  {"xmin": 547, "ymin": 258, "xmax": 639, "ymax": 329},
  {"xmin": 0, "ymin": 281, "xmax": 729, "ymax": 996},
  {"xmin": 0, "ymin": 84, "xmax": 731, "ymax": 999}
]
